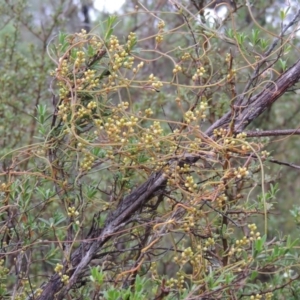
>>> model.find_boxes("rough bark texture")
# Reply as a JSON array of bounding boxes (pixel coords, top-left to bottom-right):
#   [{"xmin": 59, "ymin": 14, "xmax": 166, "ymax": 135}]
[
  {"xmin": 205, "ymin": 59, "xmax": 300, "ymax": 136},
  {"xmin": 36, "ymin": 58, "xmax": 300, "ymax": 300}
]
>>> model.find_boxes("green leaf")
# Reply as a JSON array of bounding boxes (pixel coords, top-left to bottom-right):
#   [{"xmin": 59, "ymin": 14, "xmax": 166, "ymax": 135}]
[
  {"xmin": 251, "ymin": 28, "xmax": 260, "ymax": 45},
  {"xmin": 279, "ymin": 7, "xmax": 290, "ymax": 21},
  {"xmin": 87, "ymin": 45, "xmax": 95, "ymax": 57},
  {"xmin": 250, "ymin": 270, "xmax": 258, "ymax": 280},
  {"xmin": 279, "ymin": 58, "xmax": 288, "ymax": 71},
  {"xmin": 58, "ymin": 31, "xmax": 69, "ymax": 53},
  {"xmin": 90, "ymin": 266, "xmax": 104, "ymax": 284},
  {"xmin": 103, "ymin": 15, "xmax": 119, "ymax": 42},
  {"xmin": 58, "ymin": 31, "xmax": 67, "ymax": 45},
  {"xmin": 38, "ymin": 217, "xmax": 51, "ymax": 226},
  {"xmin": 103, "ymin": 289, "xmax": 121, "ymax": 300}
]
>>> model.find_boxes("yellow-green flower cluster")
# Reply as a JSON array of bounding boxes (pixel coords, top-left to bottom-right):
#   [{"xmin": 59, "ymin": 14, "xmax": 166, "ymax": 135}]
[
  {"xmin": 77, "ymin": 107, "xmax": 90, "ymax": 118},
  {"xmin": 248, "ymin": 223, "xmax": 261, "ymax": 241},
  {"xmin": 104, "ymin": 117, "xmax": 122, "ymax": 140},
  {"xmin": 236, "ymin": 236, "xmax": 249, "ymax": 247},
  {"xmin": 167, "ymin": 170, "xmax": 180, "ymax": 186},
  {"xmin": 61, "ymin": 274, "xmax": 69, "ymax": 285},
  {"xmin": 108, "ymin": 35, "xmax": 135, "ymax": 71},
  {"xmin": 75, "ymin": 101, "xmax": 97, "ymax": 119},
  {"xmin": 150, "ymin": 262, "xmax": 158, "ymax": 278},
  {"xmin": 75, "ymin": 51, "xmax": 85, "ymax": 68},
  {"xmin": 0, "ymin": 182, "xmax": 9, "ymax": 192},
  {"xmin": 148, "ymin": 74, "xmax": 163, "ymax": 90},
  {"xmin": 144, "ymin": 108, "xmax": 154, "ymax": 117},
  {"xmin": 195, "ymin": 101, "xmax": 208, "ymax": 120},
  {"xmin": 166, "ymin": 273, "xmax": 185, "ymax": 290},
  {"xmin": 82, "ymin": 69, "xmax": 99, "ymax": 89},
  {"xmin": 76, "ymin": 28, "xmax": 88, "ymax": 38},
  {"xmin": 109, "ymin": 35, "xmax": 120, "ymax": 51},
  {"xmin": 203, "ymin": 237, "xmax": 215, "ymax": 251},
  {"xmin": 116, "ymin": 117, "xmax": 138, "ymax": 132},
  {"xmin": 241, "ymin": 143, "xmax": 251, "ymax": 151},
  {"xmin": 67, "ymin": 206, "xmax": 79, "ymax": 218},
  {"xmin": 57, "ymin": 58, "xmax": 68, "ymax": 76},
  {"xmin": 228, "ymin": 224, "xmax": 260, "ymax": 256},
  {"xmin": 181, "ymin": 52, "xmax": 191, "ymax": 61},
  {"xmin": 89, "ymin": 35, "xmax": 102, "ymax": 48},
  {"xmin": 132, "ymin": 61, "xmax": 144, "ymax": 74},
  {"xmin": 58, "ymin": 85, "xmax": 69, "ymax": 99},
  {"xmin": 80, "ymin": 151, "xmax": 95, "ymax": 172},
  {"xmin": 224, "ymin": 138, "xmax": 236, "ymax": 145},
  {"xmin": 54, "ymin": 263, "xmax": 63, "ymax": 276},
  {"xmin": 189, "ymin": 138, "xmax": 202, "ymax": 151},
  {"xmin": 176, "ymin": 164, "xmax": 190, "ymax": 173},
  {"xmin": 103, "ymin": 114, "xmax": 139, "ymax": 143},
  {"xmin": 213, "ymin": 128, "xmax": 228, "ymax": 138},
  {"xmin": 155, "ymin": 20, "xmax": 165, "ymax": 44},
  {"xmin": 140, "ymin": 133, "xmax": 154, "ymax": 145},
  {"xmin": 123, "ymin": 57, "xmax": 135, "ymax": 69},
  {"xmin": 184, "ymin": 111, "xmax": 196, "ymax": 123},
  {"xmin": 117, "ymin": 101, "xmax": 129, "ymax": 110},
  {"xmin": 0, "ymin": 259, "xmax": 9, "ymax": 278},
  {"xmin": 183, "ymin": 214, "xmax": 195, "ymax": 232},
  {"xmin": 102, "ymin": 72, "xmax": 118, "ymax": 90},
  {"xmin": 173, "ymin": 64, "xmax": 182, "ymax": 74},
  {"xmin": 234, "ymin": 167, "xmax": 249, "ymax": 179},
  {"xmin": 156, "ymin": 34, "xmax": 163, "ymax": 44},
  {"xmin": 185, "ymin": 175, "xmax": 197, "ymax": 192},
  {"xmin": 34, "ymin": 288, "xmax": 43, "ymax": 297},
  {"xmin": 112, "ymin": 51, "xmax": 134, "ymax": 70},
  {"xmin": 57, "ymin": 102, "xmax": 71, "ymax": 121},
  {"xmin": 227, "ymin": 69, "xmax": 236, "ymax": 81},
  {"xmin": 265, "ymin": 292, "xmax": 273, "ymax": 300},
  {"xmin": 127, "ymin": 32, "xmax": 137, "ymax": 50},
  {"xmin": 216, "ymin": 193, "xmax": 228, "ymax": 208},
  {"xmin": 192, "ymin": 66, "xmax": 206, "ymax": 81},
  {"xmin": 261, "ymin": 150, "xmax": 270, "ymax": 158},
  {"xmin": 149, "ymin": 121, "xmax": 163, "ymax": 135},
  {"xmin": 236, "ymin": 132, "xmax": 247, "ymax": 139},
  {"xmin": 225, "ymin": 52, "xmax": 231, "ymax": 63},
  {"xmin": 158, "ymin": 20, "xmax": 165, "ymax": 30},
  {"xmin": 87, "ymin": 101, "xmax": 97, "ymax": 110},
  {"xmin": 174, "ymin": 247, "xmax": 194, "ymax": 265}
]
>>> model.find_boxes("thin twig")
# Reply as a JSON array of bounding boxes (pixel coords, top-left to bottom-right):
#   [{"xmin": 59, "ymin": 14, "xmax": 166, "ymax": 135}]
[
  {"xmin": 239, "ymin": 7, "xmax": 300, "ymax": 105},
  {"xmin": 238, "ymin": 129, "xmax": 300, "ymax": 137},
  {"xmin": 269, "ymin": 158, "xmax": 300, "ymax": 170}
]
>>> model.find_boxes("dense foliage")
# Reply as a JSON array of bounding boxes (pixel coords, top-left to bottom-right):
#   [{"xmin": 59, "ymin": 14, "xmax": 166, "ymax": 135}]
[{"xmin": 1, "ymin": 1, "xmax": 300, "ymax": 299}]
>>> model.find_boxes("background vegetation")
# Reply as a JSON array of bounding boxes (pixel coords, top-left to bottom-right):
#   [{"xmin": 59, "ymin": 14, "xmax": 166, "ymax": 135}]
[{"xmin": 1, "ymin": 0, "xmax": 300, "ymax": 299}]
